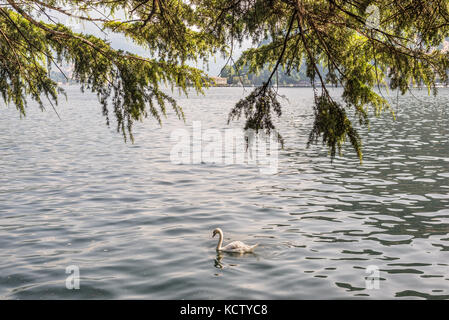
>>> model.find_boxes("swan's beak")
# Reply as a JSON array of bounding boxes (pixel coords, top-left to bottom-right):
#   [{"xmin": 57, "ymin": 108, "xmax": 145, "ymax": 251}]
[{"xmin": 212, "ymin": 231, "xmax": 216, "ymax": 238}]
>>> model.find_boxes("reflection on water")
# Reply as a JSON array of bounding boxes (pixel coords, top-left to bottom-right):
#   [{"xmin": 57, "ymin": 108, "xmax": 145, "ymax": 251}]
[
  {"xmin": 214, "ymin": 251, "xmax": 259, "ymax": 271},
  {"xmin": 0, "ymin": 86, "xmax": 448, "ymax": 299}
]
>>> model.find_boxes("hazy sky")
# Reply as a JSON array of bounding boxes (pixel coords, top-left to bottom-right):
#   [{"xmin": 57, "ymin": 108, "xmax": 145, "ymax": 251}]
[{"xmin": 62, "ymin": 15, "xmax": 250, "ymax": 76}]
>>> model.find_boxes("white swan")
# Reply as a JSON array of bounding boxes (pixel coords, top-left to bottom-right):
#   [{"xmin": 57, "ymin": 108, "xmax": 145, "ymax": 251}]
[{"xmin": 212, "ymin": 228, "xmax": 258, "ymax": 253}]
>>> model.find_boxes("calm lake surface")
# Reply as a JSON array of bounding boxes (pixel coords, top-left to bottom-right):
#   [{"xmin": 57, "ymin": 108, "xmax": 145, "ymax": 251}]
[{"xmin": 1, "ymin": 86, "xmax": 448, "ymax": 299}]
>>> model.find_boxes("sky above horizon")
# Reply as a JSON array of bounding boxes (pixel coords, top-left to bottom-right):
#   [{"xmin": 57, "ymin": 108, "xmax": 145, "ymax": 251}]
[{"xmin": 57, "ymin": 11, "xmax": 251, "ymax": 77}]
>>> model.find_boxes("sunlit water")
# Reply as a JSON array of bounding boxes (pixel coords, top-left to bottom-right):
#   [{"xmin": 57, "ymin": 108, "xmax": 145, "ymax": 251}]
[{"xmin": 1, "ymin": 86, "xmax": 448, "ymax": 299}]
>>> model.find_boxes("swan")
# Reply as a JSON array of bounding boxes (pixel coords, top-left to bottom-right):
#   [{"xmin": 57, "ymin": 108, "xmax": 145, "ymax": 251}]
[{"xmin": 212, "ymin": 228, "xmax": 258, "ymax": 253}]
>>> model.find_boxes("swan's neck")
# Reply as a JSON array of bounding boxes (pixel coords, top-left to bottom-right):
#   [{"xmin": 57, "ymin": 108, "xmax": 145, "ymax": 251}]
[{"xmin": 216, "ymin": 230, "xmax": 224, "ymax": 250}]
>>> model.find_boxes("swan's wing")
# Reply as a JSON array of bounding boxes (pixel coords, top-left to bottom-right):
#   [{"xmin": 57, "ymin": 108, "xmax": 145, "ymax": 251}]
[
  {"xmin": 222, "ymin": 241, "xmax": 258, "ymax": 253},
  {"xmin": 222, "ymin": 241, "xmax": 246, "ymax": 251}
]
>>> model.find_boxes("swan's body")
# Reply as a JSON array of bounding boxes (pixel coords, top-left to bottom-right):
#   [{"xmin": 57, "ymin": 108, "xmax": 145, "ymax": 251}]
[{"xmin": 212, "ymin": 228, "xmax": 258, "ymax": 253}]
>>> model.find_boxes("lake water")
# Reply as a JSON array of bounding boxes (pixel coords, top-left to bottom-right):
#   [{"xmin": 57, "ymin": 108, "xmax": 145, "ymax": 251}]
[{"xmin": 1, "ymin": 86, "xmax": 448, "ymax": 299}]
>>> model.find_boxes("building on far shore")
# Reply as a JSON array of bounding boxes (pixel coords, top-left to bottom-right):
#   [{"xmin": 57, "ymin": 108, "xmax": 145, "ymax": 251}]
[{"xmin": 209, "ymin": 76, "xmax": 228, "ymax": 86}]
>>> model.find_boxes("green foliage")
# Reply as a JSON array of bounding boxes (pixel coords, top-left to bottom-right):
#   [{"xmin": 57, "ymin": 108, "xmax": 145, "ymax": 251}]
[
  {"xmin": 0, "ymin": 1, "xmax": 213, "ymax": 141},
  {"xmin": 1, "ymin": 0, "xmax": 448, "ymax": 162},
  {"xmin": 218, "ymin": 0, "xmax": 449, "ymax": 162},
  {"xmin": 309, "ymin": 94, "xmax": 362, "ymax": 162},
  {"xmin": 228, "ymin": 85, "xmax": 284, "ymax": 146}
]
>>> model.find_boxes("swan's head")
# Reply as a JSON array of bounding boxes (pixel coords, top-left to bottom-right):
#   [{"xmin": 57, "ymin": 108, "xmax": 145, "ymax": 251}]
[{"xmin": 212, "ymin": 228, "xmax": 222, "ymax": 238}]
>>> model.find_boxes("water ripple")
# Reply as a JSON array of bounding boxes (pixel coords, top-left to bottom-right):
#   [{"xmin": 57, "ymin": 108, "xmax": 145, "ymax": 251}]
[{"xmin": 0, "ymin": 87, "xmax": 448, "ymax": 299}]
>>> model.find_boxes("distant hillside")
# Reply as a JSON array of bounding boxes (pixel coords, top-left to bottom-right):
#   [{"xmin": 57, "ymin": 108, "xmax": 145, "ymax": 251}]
[
  {"xmin": 219, "ymin": 37, "xmax": 327, "ymax": 86},
  {"xmin": 219, "ymin": 62, "xmax": 326, "ymax": 86}
]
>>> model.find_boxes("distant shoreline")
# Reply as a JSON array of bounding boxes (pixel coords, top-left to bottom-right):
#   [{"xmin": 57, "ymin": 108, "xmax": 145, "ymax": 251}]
[{"xmin": 56, "ymin": 82, "xmax": 449, "ymax": 89}]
